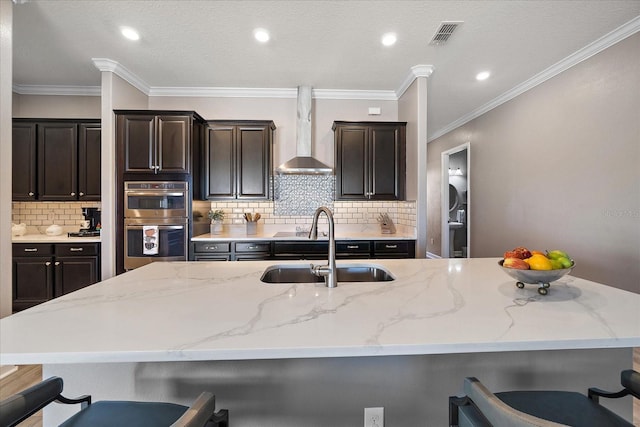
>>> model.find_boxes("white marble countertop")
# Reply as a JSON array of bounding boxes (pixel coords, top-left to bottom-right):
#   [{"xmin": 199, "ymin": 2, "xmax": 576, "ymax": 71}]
[
  {"xmin": 192, "ymin": 224, "xmax": 416, "ymax": 241},
  {"xmin": 1, "ymin": 258, "xmax": 638, "ymax": 365},
  {"xmin": 12, "ymin": 226, "xmax": 101, "ymax": 243},
  {"xmin": 12, "ymin": 234, "xmax": 101, "ymax": 243}
]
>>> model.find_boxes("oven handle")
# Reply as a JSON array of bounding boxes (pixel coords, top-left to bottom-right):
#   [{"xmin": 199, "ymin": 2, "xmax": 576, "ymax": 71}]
[
  {"xmin": 125, "ymin": 192, "xmax": 186, "ymax": 197},
  {"xmin": 126, "ymin": 225, "xmax": 185, "ymax": 230}
]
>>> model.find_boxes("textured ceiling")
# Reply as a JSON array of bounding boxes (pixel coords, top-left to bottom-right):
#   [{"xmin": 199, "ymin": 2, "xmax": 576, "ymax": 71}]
[{"xmin": 11, "ymin": 0, "xmax": 640, "ymax": 139}]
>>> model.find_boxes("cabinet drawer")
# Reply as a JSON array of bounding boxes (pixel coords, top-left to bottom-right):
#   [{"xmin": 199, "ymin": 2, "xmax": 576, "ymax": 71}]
[
  {"xmin": 56, "ymin": 243, "xmax": 100, "ymax": 256},
  {"xmin": 336, "ymin": 241, "xmax": 370, "ymax": 254},
  {"xmin": 194, "ymin": 242, "xmax": 231, "ymax": 253},
  {"xmin": 13, "ymin": 243, "xmax": 54, "ymax": 257},
  {"xmin": 235, "ymin": 242, "xmax": 271, "ymax": 253},
  {"xmin": 374, "ymin": 241, "xmax": 409, "ymax": 253}
]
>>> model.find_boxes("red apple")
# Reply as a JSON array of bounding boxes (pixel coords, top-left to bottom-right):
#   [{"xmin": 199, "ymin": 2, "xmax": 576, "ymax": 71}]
[{"xmin": 503, "ymin": 258, "xmax": 530, "ymax": 270}]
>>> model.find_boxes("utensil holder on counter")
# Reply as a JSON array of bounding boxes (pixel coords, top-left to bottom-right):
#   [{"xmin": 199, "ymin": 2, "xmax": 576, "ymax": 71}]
[{"xmin": 246, "ymin": 222, "xmax": 257, "ymax": 235}]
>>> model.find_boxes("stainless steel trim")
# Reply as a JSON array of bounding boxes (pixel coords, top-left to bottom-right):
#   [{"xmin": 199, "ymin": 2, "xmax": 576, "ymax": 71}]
[
  {"xmin": 125, "ymin": 192, "xmax": 185, "ymax": 197},
  {"xmin": 125, "ymin": 225, "xmax": 184, "ymax": 230}
]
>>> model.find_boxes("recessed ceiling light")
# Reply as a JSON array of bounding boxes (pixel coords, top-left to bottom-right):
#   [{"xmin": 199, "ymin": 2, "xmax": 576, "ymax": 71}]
[
  {"xmin": 254, "ymin": 28, "xmax": 270, "ymax": 43},
  {"xmin": 120, "ymin": 27, "xmax": 140, "ymax": 41},
  {"xmin": 476, "ymin": 71, "xmax": 491, "ymax": 81},
  {"xmin": 381, "ymin": 32, "xmax": 397, "ymax": 46}
]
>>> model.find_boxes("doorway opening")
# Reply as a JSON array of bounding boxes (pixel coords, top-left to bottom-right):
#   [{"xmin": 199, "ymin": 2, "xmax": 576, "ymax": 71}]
[{"xmin": 441, "ymin": 143, "xmax": 470, "ymax": 258}]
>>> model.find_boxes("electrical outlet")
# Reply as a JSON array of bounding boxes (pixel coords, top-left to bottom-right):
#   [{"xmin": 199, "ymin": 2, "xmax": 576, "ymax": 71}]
[{"xmin": 364, "ymin": 407, "xmax": 384, "ymax": 427}]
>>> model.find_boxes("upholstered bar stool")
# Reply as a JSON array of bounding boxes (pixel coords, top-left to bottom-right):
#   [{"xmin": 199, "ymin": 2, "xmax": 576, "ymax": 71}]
[
  {"xmin": 449, "ymin": 369, "xmax": 639, "ymax": 427},
  {"xmin": 0, "ymin": 376, "xmax": 229, "ymax": 427}
]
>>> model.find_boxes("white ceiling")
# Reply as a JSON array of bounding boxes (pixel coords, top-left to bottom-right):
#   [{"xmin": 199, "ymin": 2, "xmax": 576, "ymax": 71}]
[{"xmin": 11, "ymin": 0, "xmax": 640, "ymax": 140}]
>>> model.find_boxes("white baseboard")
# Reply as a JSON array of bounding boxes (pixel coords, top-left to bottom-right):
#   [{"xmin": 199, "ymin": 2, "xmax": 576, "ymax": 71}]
[{"xmin": 426, "ymin": 252, "xmax": 441, "ymax": 259}]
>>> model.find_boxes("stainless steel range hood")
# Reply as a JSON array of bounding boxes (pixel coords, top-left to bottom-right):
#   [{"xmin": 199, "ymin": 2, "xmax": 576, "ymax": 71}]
[{"xmin": 276, "ymin": 86, "xmax": 333, "ymax": 175}]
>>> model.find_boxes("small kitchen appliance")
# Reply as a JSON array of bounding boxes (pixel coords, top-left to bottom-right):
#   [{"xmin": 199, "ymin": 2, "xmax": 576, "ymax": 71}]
[{"xmin": 68, "ymin": 208, "xmax": 101, "ymax": 237}]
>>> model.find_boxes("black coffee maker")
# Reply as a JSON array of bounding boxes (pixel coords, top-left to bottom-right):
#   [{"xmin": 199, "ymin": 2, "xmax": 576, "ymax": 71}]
[{"xmin": 81, "ymin": 207, "xmax": 101, "ymax": 232}]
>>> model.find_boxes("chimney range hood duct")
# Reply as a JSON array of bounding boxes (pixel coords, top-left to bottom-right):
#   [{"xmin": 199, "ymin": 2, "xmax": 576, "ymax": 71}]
[{"xmin": 276, "ymin": 86, "xmax": 333, "ymax": 175}]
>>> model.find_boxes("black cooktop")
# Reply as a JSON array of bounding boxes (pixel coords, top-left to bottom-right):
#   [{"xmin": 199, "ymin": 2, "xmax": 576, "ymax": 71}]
[{"xmin": 67, "ymin": 230, "xmax": 101, "ymax": 237}]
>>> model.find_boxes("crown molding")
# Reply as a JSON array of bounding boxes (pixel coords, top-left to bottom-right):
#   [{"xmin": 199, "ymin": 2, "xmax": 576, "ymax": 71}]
[
  {"xmin": 149, "ymin": 87, "xmax": 296, "ymax": 98},
  {"xmin": 396, "ymin": 64, "xmax": 435, "ymax": 98},
  {"xmin": 92, "ymin": 58, "xmax": 150, "ymax": 95},
  {"xmin": 313, "ymin": 88, "xmax": 397, "ymax": 100},
  {"xmin": 429, "ymin": 15, "xmax": 640, "ymax": 141},
  {"xmin": 12, "ymin": 84, "xmax": 100, "ymax": 96}
]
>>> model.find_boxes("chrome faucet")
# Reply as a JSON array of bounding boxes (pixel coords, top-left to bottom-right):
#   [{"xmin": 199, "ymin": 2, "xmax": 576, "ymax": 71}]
[{"xmin": 309, "ymin": 206, "xmax": 337, "ymax": 288}]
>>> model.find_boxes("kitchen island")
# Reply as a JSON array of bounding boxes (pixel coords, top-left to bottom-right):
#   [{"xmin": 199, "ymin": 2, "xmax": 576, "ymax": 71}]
[{"xmin": 1, "ymin": 258, "xmax": 638, "ymax": 426}]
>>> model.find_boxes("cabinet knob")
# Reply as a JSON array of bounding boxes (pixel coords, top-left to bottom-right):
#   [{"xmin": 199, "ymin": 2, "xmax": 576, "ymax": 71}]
[
  {"xmin": 71, "ymin": 192, "xmax": 76, "ymax": 196},
  {"xmin": 45, "ymin": 261, "xmax": 51, "ymax": 266},
  {"xmin": 55, "ymin": 261, "xmax": 60, "ymax": 266},
  {"xmin": 79, "ymin": 192, "xmax": 84, "ymax": 196},
  {"xmin": 28, "ymin": 192, "xmax": 34, "ymax": 196},
  {"xmin": 149, "ymin": 166, "xmax": 155, "ymax": 170}
]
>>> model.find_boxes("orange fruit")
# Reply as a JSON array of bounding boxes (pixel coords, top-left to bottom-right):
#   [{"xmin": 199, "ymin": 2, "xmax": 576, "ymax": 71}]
[
  {"xmin": 531, "ymin": 250, "xmax": 545, "ymax": 256},
  {"xmin": 525, "ymin": 254, "xmax": 553, "ymax": 270}
]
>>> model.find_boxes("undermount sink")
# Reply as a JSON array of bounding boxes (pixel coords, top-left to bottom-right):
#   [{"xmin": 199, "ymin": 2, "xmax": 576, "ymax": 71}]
[{"xmin": 260, "ymin": 264, "xmax": 395, "ymax": 284}]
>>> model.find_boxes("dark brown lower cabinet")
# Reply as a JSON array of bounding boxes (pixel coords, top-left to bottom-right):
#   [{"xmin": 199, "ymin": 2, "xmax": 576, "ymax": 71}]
[
  {"xmin": 12, "ymin": 243, "xmax": 100, "ymax": 312},
  {"xmin": 192, "ymin": 239, "xmax": 416, "ymax": 261}
]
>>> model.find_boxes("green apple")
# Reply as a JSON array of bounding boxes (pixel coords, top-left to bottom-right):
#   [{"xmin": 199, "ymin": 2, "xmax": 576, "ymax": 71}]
[
  {"xmin": 557, "ymin": 256, "xmax": 573, "ymax": 268},
  {"xmin": 547, "ymin": 249, "xmax": 570, "ymax": 260}
]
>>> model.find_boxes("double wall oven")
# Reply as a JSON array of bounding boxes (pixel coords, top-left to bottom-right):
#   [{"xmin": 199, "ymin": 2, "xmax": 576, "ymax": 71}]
[{"xmin": 124, "ymin": 181, "xmax": 189, "ymax": 270}]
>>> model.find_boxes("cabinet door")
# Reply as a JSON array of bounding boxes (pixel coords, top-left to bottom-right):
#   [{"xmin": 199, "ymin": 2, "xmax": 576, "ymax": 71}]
[
  {"xmin": 54, "ymin": 256, "xmax": 100, "ymax": 297},
  {"xmin": 237, "ymin": 126, "xmax": 270, "ymax": 199},
  {"xmin": 78, "ymin": 124, "xmax": 101, "ymax": 200},
  {"xmin": 12, "ymin": 122, "xmax": 37, "ymax": 201},
  {"xmin": 335, "ymin": 125, "xmax": 368, "ymax": 200},
  {"xmin": 157, "ymin": 116, "xmax": 190, "ymax": 173},
  {"xmin": 370, "ymin": 125, "xmax": 405, "ymax": 200},
  {"xmin": 13, "ymin": 256, "xmax": 54, "ymax": 312},
  {"xmin": 122, "ymin": 115, "xmax": 156, "ymax": 173},
  {"xmin": 205, "ymin": 125, "xmax": 236, "ymax": 199},
  {"xmin": 37, "ymin": 122, "xmax": 78, "ymax": 201}
]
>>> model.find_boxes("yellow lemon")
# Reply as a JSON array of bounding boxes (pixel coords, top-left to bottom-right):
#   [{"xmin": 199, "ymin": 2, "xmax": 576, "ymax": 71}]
[{"xmin": 525, "ymin": 254, "xmax": 553, "ymax": 270}]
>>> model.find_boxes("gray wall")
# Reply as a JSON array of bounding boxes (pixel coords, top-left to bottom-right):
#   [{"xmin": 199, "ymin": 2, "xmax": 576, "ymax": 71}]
[{"xmin": 427, "ymin": 33, "xmax": 640, "ymax": 293}]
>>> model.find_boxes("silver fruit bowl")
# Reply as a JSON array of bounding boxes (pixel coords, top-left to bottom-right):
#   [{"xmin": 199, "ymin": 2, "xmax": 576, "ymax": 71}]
[{"xmin": 498, "ymin": 259, "xmax": 575, "ymax": 295}]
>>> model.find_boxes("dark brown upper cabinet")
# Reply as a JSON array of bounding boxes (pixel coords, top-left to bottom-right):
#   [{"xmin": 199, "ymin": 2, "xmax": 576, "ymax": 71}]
[
  {"xmin": 333, "ymin": 121, "xmax": 406, "ymax": 201},
  {"xmin": 78, "ymin": 123, "xmax": 102, "ymax": 201},
  {"xmin": 12, "ymin": 119, "xmax": 101, "ymax": 201},
  {"xmin": 117, "ymin": 113, "xmax": 196, "ymax": 175},
  {"xmin": 12, "ymin": 122, "xmax": 37, "ymax": 201},
  {"xmin": 38, "ymin": 122, "xmax": 78, "ymax": 201},
  {"xmin": 204, "ymin": 120, "xmax": 275, "ymax": 200}
]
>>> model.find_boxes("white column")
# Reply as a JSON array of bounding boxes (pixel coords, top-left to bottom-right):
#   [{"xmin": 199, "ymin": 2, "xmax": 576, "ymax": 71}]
[{"xmin": 0, "ymin": 0, "xmax": 14, "ymax": 318}]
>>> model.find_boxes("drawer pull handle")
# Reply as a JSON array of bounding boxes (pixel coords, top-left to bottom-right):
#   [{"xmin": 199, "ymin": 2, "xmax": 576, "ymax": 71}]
[
  {"xmin": 69, "ymin": 248, "xmax": 84, "ymax": 252},
  {"xmin": 71, "ymin": 192, "xmax": 76, "ymax": 196},
  {"xmin": 28, "ymin": 192, "xmax": 34, "ymax": 196},
  {"xmin": 24, "ymin": 248, "xmax": 38, "ymax": 252},
  {"xmin": 206, "ymin": 246, "xmax": 218, "ymax": 250},
  {"xmin": 385, "ymin": 244, "xmax": 398, "ymax": 249},
  {"xmin": 347, "ymin": 245, "xmax": 359, "ymax": 249}
]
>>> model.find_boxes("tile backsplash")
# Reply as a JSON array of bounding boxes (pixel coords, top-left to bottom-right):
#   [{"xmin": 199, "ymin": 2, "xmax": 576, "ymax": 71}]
[
  {"xmin": 12, "ymin": 199, "xmax": 416, "ymax": 229},
  {"xmin": 274, "ymin": 175, "xmax": 334, "ymax": 216},
  {"xmin": 205, "ymin": 200, "xmax": 416, "ymax": 227},
  {"xmin": 12, "ymin": 201, "xmax": 101, "ymax": 227}
]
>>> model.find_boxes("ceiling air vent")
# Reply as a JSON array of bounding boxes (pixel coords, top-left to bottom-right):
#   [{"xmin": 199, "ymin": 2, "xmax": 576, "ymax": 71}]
[{"xmin": 429, "ymin": 21, "xmax": 462, "ymax": 45}]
